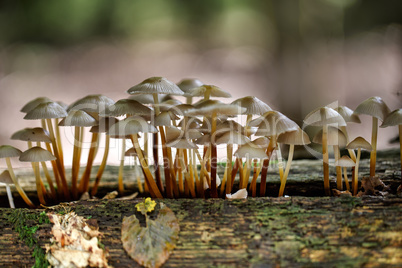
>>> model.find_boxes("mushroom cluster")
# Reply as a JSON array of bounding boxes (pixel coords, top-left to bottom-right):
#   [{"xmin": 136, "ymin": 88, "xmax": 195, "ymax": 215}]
[{"xmin": 1, "ymin": 77, "xmax": 400, "ymax": 207}]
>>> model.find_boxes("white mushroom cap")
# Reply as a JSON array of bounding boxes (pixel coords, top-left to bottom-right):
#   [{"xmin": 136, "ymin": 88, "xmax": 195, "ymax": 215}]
[
  {"xmin": 335, "ymin": 155, "xmax": 356, "ymax": 167},
  {"xmin": 231, "ymin": 96, "xmax": 272, "ymax": 115},
  {"xmin": 68, "ymin": 94, "xmax": 115, "ymax": 113},
  {"xmin": 354, "ymin": 96, "xmax": 390, "ymax": 121},
  {"xmin": 19, "ymin": 146, "xmax": 56, "ymax": 162},
  {"xmin": 0, "ymin": 145, "xmax": 22, "ymax": 158},
  {"xmin": 99, "ymin": 99, "xmax": 153, "ymax": 117},
  {"xmin": 24, "ymin": 102, "xmax": 68, "ymax": 120},
  {"xmin": 254, "ymin": 111, "xmax": 299, "ymax": 136},
  {"xmin": 380, "ymin": 109, "xmax": 402, "ymax": 127},
  {"xmin": 20, "ymin": 97, "xmax": 53, "ymax": 113},
  {"xmin": 177, "ymin": 78, "xmax": 204, "ymax": 95},
  {"xmin": 127, "ymin": 77, "xmax": 184, "ymax": 95},
  {"xmin": 154, "ymin": 111, "xmax": 179, "ymax": 127},
  {"xmin": 11, "ymin": 128, "xmax": 51, "ymax": 143},
  {"xmin": 312, "ymin": 126, "xmax": 347, "ymax": 147},
  {"xmin": 335, "ymin": 106, "xmax": 361, "ymax": 124},
  {"xmin": 346, "ymin": 136, "xmax": 372, "ymax": 151},
  {"xmin": 226, "ymin": 188, "xmax": 248, "ymax": 199},
  {"xmin": 58, "ymin": 110, "xmax": 98, "ymax": 127},
  {"xmin": 107, "ymin": 116, "xmax": 157, "ymax": 136},
  {"xmin": 234, "ymin": 144, "xmax": 268, "ymax": 159},
  {"xmin": 128, "ymin": 94, "xmax": 166, "ymax": 104},
  {"xmin": 215, "ymin": 131, "xmax": 251, "ymax": 145},
  {"xmin": 169, "ymin": 104, "xmax": 195, "ymax": 117},
  {"xmin": 0, "ymin": 170, "xmax": 14, "ymax": 185},
  {"xmin": 277, "ymin": 127, "xmax": 311, "ymax": 145},
  {"xmin": 303, "ymin": 107, "xmax": 346, "ymax": 127},
  {"xmin": 187, "ymin": 85, "xmax": 231, "ymax": 98}
]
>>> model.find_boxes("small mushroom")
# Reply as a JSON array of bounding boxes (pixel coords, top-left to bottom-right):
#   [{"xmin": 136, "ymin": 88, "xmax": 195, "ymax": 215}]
[
  {"xmin": 177, "ymin": 78, "xmax": 204, "ymax": 104},
  {"xmin": 226, "ymin": 188, "xmax": 248, "ymax": 199},
  {"xmin": 0, "ymin": 170, "xmax": 15, "ymax": 208},
  {"xmin": 353, "ymin": 96, "xmax": 390, "ymax": 177},
  {"xmin": 346, "ymin": 137, "xmax": 372, "ymax": 195},
  {"xmin": 334, "ymin": 155, "xmax": 356, "ymax": 192},
  {"xmin": 187, "ymin": 85, "xmax": 231, "ymax": 101}
]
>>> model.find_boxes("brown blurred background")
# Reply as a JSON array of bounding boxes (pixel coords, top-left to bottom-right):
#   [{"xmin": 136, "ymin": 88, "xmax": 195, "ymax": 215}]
[{"xmin": 0, "ymin": 0, "xmax": 401, "ymax": 167}]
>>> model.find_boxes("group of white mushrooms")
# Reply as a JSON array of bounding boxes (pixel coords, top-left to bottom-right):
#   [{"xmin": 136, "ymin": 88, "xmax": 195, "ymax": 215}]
[{"xmin": 0, "ymin": 77, "xmax": 401, "ymax": 207}]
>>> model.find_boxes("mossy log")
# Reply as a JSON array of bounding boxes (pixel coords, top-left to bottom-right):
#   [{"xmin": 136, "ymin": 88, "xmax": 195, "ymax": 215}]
[{"xmin": 0, "ymin": 195, "xmax": 401, "ymax": 267}]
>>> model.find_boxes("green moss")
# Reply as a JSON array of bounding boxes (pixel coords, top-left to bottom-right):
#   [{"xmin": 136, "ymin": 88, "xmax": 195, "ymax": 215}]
[{"xmin": 6, "ymin": 209, "xmax": 50, "ymax": 268}]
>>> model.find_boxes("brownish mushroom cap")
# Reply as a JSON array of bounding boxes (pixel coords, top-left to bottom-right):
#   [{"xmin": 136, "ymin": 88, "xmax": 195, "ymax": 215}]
[
  {"xmin": 335, "ymin": 155, "xmax": 356, "ymax": 168},
  {"xmin": 19, "ymin": 146, "xmax": 57, "ymax": 162},
  {"xmin": 124, "ymin": 147, "xmax": 138, "ymax": 158},
  {"xmin": 0, "ymin": 170, "xmax": 13, "ymax": 185},
  {"xmin": 353, "ymin": 96, "xmax": 390, "ymax": 121},
  {"xmin": 380, "ymin": 109, "xmax": 402, "ymax": 127},
  {"xmin": 346, "ymin": 136, "xmax": 372, "ymax": 151},
  {"xmin": 231, "ymin": 96, "xmax": 272, "ymax": 115}
]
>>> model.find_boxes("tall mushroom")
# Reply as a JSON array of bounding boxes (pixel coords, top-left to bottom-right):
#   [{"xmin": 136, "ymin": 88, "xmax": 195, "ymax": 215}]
[
  {"xmin": 346, "ymin": 137, "xmax": 372, "ymax": 195},
  {"xmin": 353, "ymin": 96, "xmax": 390, "ymax": 177},
  {"xmin": 0, "ymin": 170, "xmax": 15, "ymax": 208},
  {"xmin": 303, "ymin": 107, "xmax": 346, "ymax": 195},
  {"xmin": 0, "ymin": 145, "xmax": 34, "ymax": 208},
  {"xmin": 19, "ymin": 146, "xmax": 56, "ymax": 205}
]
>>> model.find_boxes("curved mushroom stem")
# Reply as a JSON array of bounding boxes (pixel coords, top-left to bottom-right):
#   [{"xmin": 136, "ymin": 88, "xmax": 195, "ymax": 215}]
[
  {"xmin": 34, "ymin": 162, "xmax": 46, "ymax": 205},
  {"xmin": 6, "ymin": 157, "xmax": 35, "ymax": 208},
  {"xmin": 79, "ymin": 132, "xmax": 99, "ymax": 194},
  {"xmin": 91, "ymin": 134, "xmax": 110, "ymax": 196},
  {"xmin": 353, "ymin": 148, "xmax": 362, "ymax": 196},
  {"xmin": 210, "ymin": 111, "xmax": 218, "ymax": 198},
  {"xmin": 322, "ymin": 124, "xmax": 330, "ymax": 196},
  {"xmin": 259, "ymin": 139, "xmax": 274, "ymax": 196},
  {"xmin": 250, "ymin": 159, "xmax": 259, "ymax": 197},
  {"xmin": 5, "ymin": 184, "xmax": 15, "ymax": 208},
  {"xmin": 343, "ymin": 167, "xmax": 350, "ymax": 192},
  {"xmin": 118, "ymin": 139, "xmax": 126, "ymax": 194},
  {"xmin": 279, "ymin": 144, "xmax": 294, "ymax": 197},
  {"xmin": 71, "ymin": 126, "xmax": 80, "ymax": 199},
  {"xmin": 225, "ymin": 144, "xmax": 233, "ymax": 195},
  {"xmin": 369, "ymin": 117, "xmax": 378, "ymax": 177},
  {"xmin": 334, "ymin": 145, "xmax": 342, "ymax": 190}
]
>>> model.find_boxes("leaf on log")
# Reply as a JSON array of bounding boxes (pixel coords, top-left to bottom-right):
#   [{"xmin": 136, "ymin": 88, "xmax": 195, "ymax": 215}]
[{"xmin": 121, "ymin": 203, "xmax": 180, "ymax": 268}]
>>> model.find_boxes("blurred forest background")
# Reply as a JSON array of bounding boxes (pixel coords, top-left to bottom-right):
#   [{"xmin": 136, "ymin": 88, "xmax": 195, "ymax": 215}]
[{"xmin": 0, "ymin": 0, "xmax": 401, "ymax": 166}]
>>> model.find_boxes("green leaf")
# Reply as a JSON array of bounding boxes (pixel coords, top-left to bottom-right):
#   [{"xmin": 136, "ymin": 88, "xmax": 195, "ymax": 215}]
[{"xmin": 121, "ymin": 203, "xmax": 180, "ymax": 268}]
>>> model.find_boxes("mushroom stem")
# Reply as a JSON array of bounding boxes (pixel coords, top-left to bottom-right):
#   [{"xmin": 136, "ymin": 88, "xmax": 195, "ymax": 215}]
[
  {"xmin": 5, "ymin": 184, "xmax": 15, "ymax": 208},
  {"xmin": 259, "ymin": 139, "xmax": 274, "ymax": 196},
  {"xmin": 71, "ymin": 126, "xmax": 80, "ymax": 199},
  {"xmin": 5, "ymin": 157, "xmax": 35, "ymax": 208},
  {"xmin": 210, "ymin": 111, "xmax": 218, "ymax": 198},
  {"xmin": 46, "ymin": 118, "xmax": 69, "ymax": 199},
  {"xmin": 242, "ymin": 158, "xmax": 252, "ymax": 189},
  {"xmin": 54, "ymin": 118, "xmax": 65, "ymax": 173},
  {"xmin": 34, "ymin": 162, "xmax": 46, "ymax": 205},
  {"xmin": 40, "ymin": 161, "xmax": 56, "ymax": 200},
  {"xmin": 91, "ymin": 134, "xmax": 110, "ymax": 196},
  {"xmin": 322, "ymin": 124, "xmax": 330, "ymax": 195},
  {"xmin": 225, "ymin": 144, "xmax": 233, "ymax": 195},
  {"xmin": 399, "ymin": 125, "xmax": 402, "ymax": 186},
  {"xmin": 179, "ymin": 149, "xmax": 196, "ymax": 197},
  {"xmin": 340, "ymin": 126, "xmax": 357, "ymax": 162},
  {"xmin": 118, "ymin": 139, "xmax": 126, "ymax": 194},
  {"xmin": 250, "ymin": 159, "xmax": 259, "ymax": 197},
  {"xmin": 220, "ymin": 163, "xmax": 228, "ymax": 196},
  {"xmin": 369, "ymin": 117, "xmax": 378, "ymax": 177},
  {"xmin": 131, "ymin": 134, "xmax": 163, "ymax": 198},
  {"xmin": 79, "ymin": 132, "xmax": 99, "ymax": 194},
  {"xmin": 343, "ymin": 167, "xmax": 350, "ymax": 191},
  {"xmin": 152, "ymin": 132, "xmax": 163, "ymax": 193},
  {"xmin": 353, "ymin": 148, "xmax": 362, "ymax": 196},
  {"xmin": 334, "ymin": 145, "xmax": 342, "ymax": 190},
  {"xmin": 277, "ymin": 142, "xmax": 285, "ymax": 190},
  {"xmin": 279, "ymin": 144, "xmax": 294, "ymax": 197},
  {"xmin": 134, "ymin": 158, "xmax": 144, "ymax": 193}
]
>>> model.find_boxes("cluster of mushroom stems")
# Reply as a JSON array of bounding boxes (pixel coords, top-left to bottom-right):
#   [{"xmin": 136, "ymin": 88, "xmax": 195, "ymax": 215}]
[{"xmin": 0, "ymin": 77, "xmax": 401, "ymax": 208}]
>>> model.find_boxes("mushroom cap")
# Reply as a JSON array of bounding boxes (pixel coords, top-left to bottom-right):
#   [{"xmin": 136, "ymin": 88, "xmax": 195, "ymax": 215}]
[
  {"xmin": 178, "ymin": 117, "xmax": 202, "ymax": 129},
  {"xmin": 19, "ymin": 146, "xmax": 56, "ymax": 162},
  {"xmin": 128, "ymin": 94, "xmax": 166, "ymax": 104},
  {"xmin": 231, "ymin": 96, "xmax": 272, "ymax": 115},
  {"xmin": 24, "ymin": 102, "xmax": 68, "ymax": 120},
  {"xmin": 234, "ymin": 144, "xmax": 268, "ymax": 159},
  {"xmin": 187, "ymin": 101, "xmax": 245, "ymax": 117},
  {"xmin": 177, "ymin": 78, "xmax": 204, "ymax": 94},
  {"xmin": 11, "ymin": 127, "xmax": 51, "ymax": 143},
  {"xmin": 353, "ymin": 96, "xmax": 390, "ymax": 121},
  {"xmin": 346, "ymin": 136, "xmax": 372, "ymax": 151},
  {"xmin": 335, "ymin": 155, "xmax": 356, "ymax": 167},
  {"xmin": 215, "ymin": 131, "xmax": 250, "ymax": 145},
  {"xmin": 100, "ymin": 99, "xmax": 153, "ymax": 117},
  {"xmin": 252, "ymin": 137, "xmax": 270, "ymax": 149},
  {"xmin": 169, "ymin": 104, "xmax": 195, "ymax": 116},
  {"xmin": 253, "ymin": 111, "xmax": 299, "ymax": 136},
  {"xmin": 0, "ymin": 170, "xmax": 13, "ymax": 185},
  {"xmin": 158, "ymin": 99, "xmax": 183, "ymax": 112},
  {"xmin": 226, "ymin": 188, "xmax": 248, "ymax": 199},
  {"xmin": 90, "ymin": 117, "xmax": 119, "ymax": 133},
  {"xmin": 58, "ymin": 110, "xmax": 98, "ymax": 127},
  {"xmin": 187, "ymin": 85, "xmax": 231, "ymax": 98},
  {"xmin": 124, "ymin": 147, "xmax": 138, "ymax": 157},
  {"xmin": 154, "ymin": 111, "xmax": 179, "ymax": 127},
  {"xmin": 127, "ymin": 77, "xmax": 184, "ymax": 96},
  {"xmin": 277, "ymin": 127, "xmax": 311, "ymax": 145},
  {"xmin": 0, "ymin": 145, "xmax": 22, "ymax": 158},
  {"xmin": 21, "ymin": 97, "xmax": 53, "ymax": 113},
  {"xmin": 335, "ymin": 106, "xmax": 361, "ymax": 124},
  {"xmin": 107, "ymin": 116, "xmax": 157, "ymax": 136},
  {"xmin": 380, "ymin": 109, "xmax": 402, "ymax": 127},
  {"xmin": 68, "ymin": 94, "xmax": 115, "ymax": 113},
  {"xmin": 312, "ymin": 126, "xmax": 347, "ymax": 147},
  {"xmin": 56, "ymin": 101, "xmax": 69, "ymax": 111},
  {"xmin": 166, "ymin": 138, "xmax": 198, "ymax": 149},
  {"xmin": 303, "ymin": 107, "xmax": 346, "ymax": 127}
]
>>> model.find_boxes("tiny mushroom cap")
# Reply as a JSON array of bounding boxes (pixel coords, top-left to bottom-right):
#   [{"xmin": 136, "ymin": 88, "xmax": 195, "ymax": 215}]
[
  {"xmin": 178, "ymin": 117, "xmax": 202, "ymax": 129},
  {"xmin": 107, "ymin": 116, "xmax": 158, "ymax": 136},
  {"xmin": 253, "ymin": 111, "xmax": 299, "ymax": 136},
  {"xmin": 21, "ymin": 97, "xmax": 53, "ymax": 113},
  {"xmin": 252, "ymin": 137, "xmax": 270, "ymax": 149},
  {"xmin": 90, "ymin": 117, "xmax": 119, "ymax": 133},
  {"xmin": 0, "ymin": 170, "xmax": 14, "ymax": 185},
  {"xmin": 58, "ymin": 110, "xmax": 98, "ymax": 127},
  {"xmin": 194, "ymin": 134, "xmax": 212, "ymax": 146},
  {"xmin": 169, "ymin": 104, "xmax": 195, "ymax": 117},
  {"xmin": 231, "ymin": 96, "xmax": 272, "ymax": 115},
  {"xmin": 0, "ymin": 145, "xmax": 22, "ymax": 158},
  {"xmin": 335, "ymin": 155, "xmax": 356, "ymax": 168},
  {"xmin": 99, "ymin": 99, "xmax": 153, "ymax": 117},
  {"xmin": 124, "ymin": 147, "xmax": 138, "ymax": 157},
  {"xmin": 165, "ymin": 126, "xmax": 183, "ymax": 143},
  {"xmin": 19, "ymin": 146, "xmax": 57, "ymax": 162},
  {"xmin": 11, "ymin": 127, "xmax": 51, "ymax": 143},
  {"xmin": 277, "ymin": 127, "xmax": 311, "ymax": 145},
  {"xmin": 353, "ymin": 96, "xmax": 390, "ymax": 121},
  {"xmin": 335, "ymin": 106, "xmax": 361, "ymax": 124},
  {"xmin": 23, "ymin": 101, "xmax": 68, "ymax": 120},
  {"xmin": 177, "ymin": 78, "xmax": 204, "ymax": 96},
  {"xmin": 166, "ymin": 138, "xmax": 198, "ymax": 149},
  {"xmin": 313, "ymin": 126, "xmax": 347, "ymax": 147},
  {"xmin": 346, "ymin": 136, "xmax": 373, "ymax": 151},
  {"xmin": 68, "ymin": 94, "xmax": 115, "ymax": 113},
  {"xmin": 234, "ymin": 144, "xmax": 268, "ymax": 159},
  {"xmin": 187, "ymin": 85, "xmax": 231, "ymax": 99},
  {"xmin": 154, "ymin": 111, "xmax": 179, "ymax": 127},
  {"xmin": 226, "ymin": 188, "xmax": 248, "ymax": 199},
  {"xmin": 215, "ymin": 131, "xmax": 251, "ymax": 145},
  {"xmin": 127, "ymin": 77, "xmax": 184, "ymax": 96},
  {"xmin": 303, "ymin": 107, "xmax": 347, "ymax": 127},
  {"xmin": 380, "ymin": 109, "xmax": 402, "ymax": 127}
]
